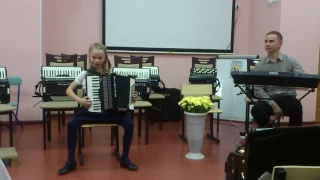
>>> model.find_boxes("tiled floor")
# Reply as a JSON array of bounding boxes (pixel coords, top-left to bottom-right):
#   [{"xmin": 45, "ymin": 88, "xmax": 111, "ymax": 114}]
[{"xmin": 1, "ymin": 117, "xmax": 246, "ymax": 180}]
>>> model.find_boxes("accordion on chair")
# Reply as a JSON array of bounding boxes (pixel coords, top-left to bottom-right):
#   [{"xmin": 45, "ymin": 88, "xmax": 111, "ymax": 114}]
[
  {"xmin": 86, "ymin": 73, "xmax": 135, "ymax": 113},
  {"xmin": 189, "ymin": 67, "xmax": 220, "ymax": 93},
  {"xmin": 142, "ymin": 66, "xmax": 160, "ymax": 88},
  {"xmin": 0, "ymin": 67, "xmax": 10, "ymax": 104}
]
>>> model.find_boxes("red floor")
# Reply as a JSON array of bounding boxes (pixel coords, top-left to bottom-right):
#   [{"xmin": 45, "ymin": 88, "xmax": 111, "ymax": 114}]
[{"xmin": 1, "ymin": 117, "xmax": 245, "ymax": 180}]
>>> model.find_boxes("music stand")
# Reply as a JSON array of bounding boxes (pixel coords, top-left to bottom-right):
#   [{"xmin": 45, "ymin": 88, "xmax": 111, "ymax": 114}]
[{"xmin": 243, "ymin": 126, "xmax": 320, "ymax": 180}]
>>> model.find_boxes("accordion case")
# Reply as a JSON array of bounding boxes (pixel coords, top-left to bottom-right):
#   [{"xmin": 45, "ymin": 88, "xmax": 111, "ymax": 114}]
[
  {"xmin": 244, "ymin": 126, "xmax": 320, "ymax": 180},
  {"xmin": 225, "ymin": 151, "xmax": 245, "ymax": 180}
]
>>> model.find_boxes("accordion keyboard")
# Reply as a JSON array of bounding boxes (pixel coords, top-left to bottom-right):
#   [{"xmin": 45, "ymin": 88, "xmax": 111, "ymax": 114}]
[
  {"xmin": 41, "ymin": 66, "xmax": 82, "ymax": 81},
  {"xmin": 40, "ymin": 66, "xmax": 82, "ymax": 97},
  {"xmin": 112, "ymin": 67, "xmax": 150, "ymax": 95},
  {"xmin": 190, "ymin": 68, "xmax": 216, "ymax": 74},
  {"xmin": 87, "ymin": 76, "xmax": 102, "ymax": 113},
  {"xmin": 112, "ymin": 67, "xmax": 150, "ymax": 80},
  {"xmin": 189, "ymin": 67, "xmax": 219, "ymax": 93},
  {"xmin": 0, "ymin": 67, "xmax": 7, "ymax": 80},
  {"xmin": 142, "ymin": 66, "xmax": 160, "ymax": 88},
  {"xmin": 143, "ymin": 66, "xmax": 159, "ymax": 76}
]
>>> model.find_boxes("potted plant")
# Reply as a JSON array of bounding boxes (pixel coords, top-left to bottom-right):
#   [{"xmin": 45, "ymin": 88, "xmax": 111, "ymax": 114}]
[{"xmin": 178, "ymin": 96, "xmax": 214, "ymax": 160}]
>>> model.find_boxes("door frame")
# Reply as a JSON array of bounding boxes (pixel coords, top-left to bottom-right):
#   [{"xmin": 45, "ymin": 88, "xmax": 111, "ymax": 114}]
[{"xmin": 315, "ymin": 46, "xmax": 320, "ymax": 122}]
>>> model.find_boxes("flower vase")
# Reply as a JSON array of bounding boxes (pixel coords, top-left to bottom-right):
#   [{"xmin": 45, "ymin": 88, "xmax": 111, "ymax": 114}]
[{"xmin": 184, "ymin": 111, "xmax": 207, "ymax": 160}]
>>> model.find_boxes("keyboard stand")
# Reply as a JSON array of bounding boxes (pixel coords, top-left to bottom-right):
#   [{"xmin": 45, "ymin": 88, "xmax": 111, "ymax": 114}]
[{"xmin": 234, "ymin": 84, "xmax": 315, "ymax": 133}]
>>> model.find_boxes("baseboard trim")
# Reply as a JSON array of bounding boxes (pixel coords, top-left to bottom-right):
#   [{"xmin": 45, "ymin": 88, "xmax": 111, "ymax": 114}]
[{"xmin": 17, "ymin": 118, "xmax": 317, "ymax": 126}]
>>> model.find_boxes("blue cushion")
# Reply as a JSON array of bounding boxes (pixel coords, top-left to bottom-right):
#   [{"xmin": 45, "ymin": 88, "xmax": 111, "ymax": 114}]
[
  {"xmin": 8, "ymin": 102, "xmax": 18, "ymax": 106},
  {"xmin": 8, "ymin": 77, "xmax": 22, "ymax": 85}
]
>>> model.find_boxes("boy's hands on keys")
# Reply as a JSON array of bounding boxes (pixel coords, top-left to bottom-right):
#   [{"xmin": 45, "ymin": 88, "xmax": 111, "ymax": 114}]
[{"xmin": 79, "ymin": 96, "xmax": 92, "ymax": 109}]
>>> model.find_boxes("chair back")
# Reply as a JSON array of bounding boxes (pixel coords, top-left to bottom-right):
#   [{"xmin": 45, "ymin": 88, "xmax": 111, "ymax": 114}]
[
  {"xmin": 45, "ymin": 53, "xmax": 77, "ymax": 67},
  {"xmin": 272, "ymin": 166, "xmax": 320, "ymax": 180},
  {"xmin": 246, "ymin": 59, "xmax": 259, "ymax": 71},
  {"xmin": 61, "ymin": 53, "xmax": 88, "ymax": 70},
  {"xmin": 8, "ymin": 77, "xmax": 22, "ymax": 106},
  {"xmin": 191, "ymin": 57, "xmax": 216, "ymax": 68},
  {"xmin": 8, "ymin": 77, "xmax": 22, "ymax": 86},
  {"xmin": 114, "ymin": 55, "xmax": 143, "ymax": 68},
  {"xmin": 130, "ymin": 55, "xmax": 154, "ymax": 66},
  {"xmin": 181, "ymin": 84, "xmax": 212, "ymax": 97}
]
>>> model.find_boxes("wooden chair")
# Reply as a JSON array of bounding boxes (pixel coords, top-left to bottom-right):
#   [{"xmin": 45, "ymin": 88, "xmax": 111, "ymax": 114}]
[
  {"xmin": 45, "ymin": 53, "xmax": 77, "ymax": 67},
  {"xmin": 114, "ymin": 55, "xmax": 143, "ymax": 68},
  {"xmin": 7, "ymin": 77, "xmax": 23, "ymax": 133},
  {"xmin": 39, "ymin": 101, "xmax": 78, "ymax": 150},
  {"xmin": 244, "ymin": 59, "xmax": 260, "ymax": 133},
  {"xmin": 78, "ymin": 121, "xmax": 120, "ymax": 165},
  {"xmin": 243, "ymin": 59, "xmax": 280, "ymax": 132},
  {"xmin": 113, "ymin": 57, "xmax": 155, "ymax": 139},
  {"xmin": 133, "ymin": 98, "xmax": 153, "ymax": 144},
  {"xmin": 272, "ymin": 166, "xmax": 320, "ymax": 180},
  {"xmin": 141, "ymin": 66, "xmax": 166, "ymax": 131},
  {"xmin": 179, "ymin": 84, "xmax": 222, "ymax": 143},
  {"xmin": 78, "ymin": 99, "xmax": 152, "ymax": 166},
  {"xmin": 43, "ymin": 54, "xmax": 82, "ymax": 134},
  {"xmin": 191, "ymin": 57, "xmax": 223, "ymax": 131},
  {"xmin": 130, "ymin": 55, "xmax": 154, "ymax": 66},
  {"xmin": 147, "ymin": 93, "xmax": 165, "ymax": 130},
  {"xmin": 191, "ymin": 57, "xmax": 216, "ymax": 68},
  {"xmin": 0, "ymin": 104, "xmax": 18, "ymax": 166},
  {"xmin": 61, "ymin": 53, "xmax": 88, "ymax": 70}
]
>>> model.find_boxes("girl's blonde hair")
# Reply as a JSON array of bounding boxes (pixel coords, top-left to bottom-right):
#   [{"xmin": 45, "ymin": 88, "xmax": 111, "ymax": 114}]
[{"xmin": 88, "ymin": 43, "xmax": 111, "ymax": 73}]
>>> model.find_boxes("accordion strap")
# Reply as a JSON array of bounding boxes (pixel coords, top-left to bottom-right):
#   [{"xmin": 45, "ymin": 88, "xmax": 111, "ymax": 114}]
[{"xmin": 34, "ymin": 81, "xmax": 43, "ymax": 97}]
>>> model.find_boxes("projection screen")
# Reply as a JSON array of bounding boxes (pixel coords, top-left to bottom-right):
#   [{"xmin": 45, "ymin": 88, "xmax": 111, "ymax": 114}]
[{"xmin": 102, "ymin": 0, "xmax": 236, "ymax": 53}]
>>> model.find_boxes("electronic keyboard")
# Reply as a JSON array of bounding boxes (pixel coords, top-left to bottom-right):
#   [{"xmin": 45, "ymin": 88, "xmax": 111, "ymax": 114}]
[{"xmin": 231, "ymin": 71, "xmax": 320, "ymax": 88}]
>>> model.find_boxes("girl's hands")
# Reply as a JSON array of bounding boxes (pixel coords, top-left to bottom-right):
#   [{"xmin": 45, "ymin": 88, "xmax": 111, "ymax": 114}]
[
  {"xmin": 132, "ymin": 91, "xmax": 139, "ymax": 103},
  {"xmin": 79, "ymin": 96, "xmax": 92, "ymax": 109}
]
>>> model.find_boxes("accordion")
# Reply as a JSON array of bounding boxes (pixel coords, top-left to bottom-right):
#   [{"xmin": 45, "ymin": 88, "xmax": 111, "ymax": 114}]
[
  {"xmin": 0, "ymin": 67, "xmax": 10, "ymax": 104},
  {"xmin": 40, "ymin": 66, "xmax": 82, "ymax": 96},
  {"xmin": 189, "ymin": 67, "xmax": 220, "ymax": 93},
  {"xmin": 86, "ymin": 73, "xmax": 135, "ymax": 113},
  {"xmin": 112, "ymin": 67, "xmax": 150, "ymax": 96},
  {"xmin": 142, "ymin": 66, "xmax": 160, "ymax": 88}
]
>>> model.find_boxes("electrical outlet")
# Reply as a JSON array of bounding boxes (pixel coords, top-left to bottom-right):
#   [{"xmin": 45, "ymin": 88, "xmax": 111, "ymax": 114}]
[
  {"xmin": 269, "ymin": 0, "xmax": 279, "ymax": 3},
  {"xmin": 235, "ymin": 2, "xmax": 240, "ymax": 9}
]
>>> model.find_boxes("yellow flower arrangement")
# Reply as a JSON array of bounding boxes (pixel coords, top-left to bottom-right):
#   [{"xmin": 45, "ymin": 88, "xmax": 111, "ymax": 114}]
[{"xmin": 178, "ymin": 96, "xmax": 214, "ymax": 113}]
